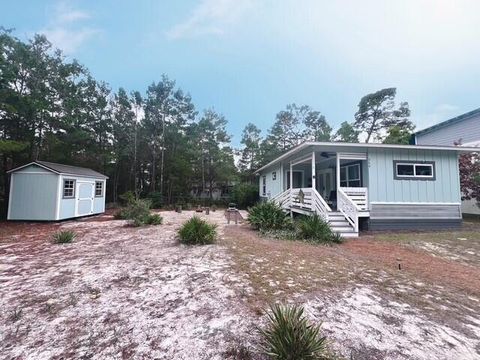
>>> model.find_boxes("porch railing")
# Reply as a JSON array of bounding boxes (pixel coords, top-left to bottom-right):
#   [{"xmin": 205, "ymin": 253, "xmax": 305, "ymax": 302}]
[
  {"xmin": 340, "ymin": 187, "xmax": 368, "ymax": 210},
  {"xmin": 290, "ymin": 188, "xmax": 331, "ymax": 221},
  {"xmin": 338, "ymin": 188, "xmax": 361, "ymax": 232},
  {"xmin": 271, "ymin": 188, "xmax": 291, "ymax": 209}
]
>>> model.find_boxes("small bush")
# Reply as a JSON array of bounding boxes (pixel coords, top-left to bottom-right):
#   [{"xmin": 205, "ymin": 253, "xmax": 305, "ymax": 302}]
[
  {"xmin": 52, "ymin": 230, "xmax": 76, "ymax": 244},
  {"xmin": 259, "ymin": 303, "xmax": 327, "ymax": 360},
  {"xmin": 178, "ymin": 216, "xmax": 217, "ymax": 245},
  {"xmin": 296, "ymin": 215, "xmax": 343, "ymax": 244},
  {"xmin": 145, "ymin": 213, "xmax": 163, "ymax": 225},
  {"xmin": 247, "ymin": 202, "xmax": 290, "ymax": 231},
  {"xmin": 232, "ymin": 183, "xmax": 259, "ymax": 209}
]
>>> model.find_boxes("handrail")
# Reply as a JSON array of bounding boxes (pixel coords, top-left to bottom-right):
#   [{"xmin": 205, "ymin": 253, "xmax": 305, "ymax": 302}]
[{"xmin": 337, "ymin": 188, "xmax": 359, "ymax": 232}]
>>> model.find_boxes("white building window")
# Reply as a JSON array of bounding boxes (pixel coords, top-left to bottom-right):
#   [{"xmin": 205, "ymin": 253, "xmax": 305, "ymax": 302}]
[
  {"xmin": 340, "ymin": 163, "xmax": 361, "ymax": 187},
  {"xmin": 394, "ymin": 161, "xmax": 435, "ymax": 180},
  {"xmin": 95, "ymin": 181, "xmax": 103, "ymax": 197},
  {"xmin": 63, "ymin": 179, "xmax": 75, "ymax": 198},
  {"xmin": 262, "ymin": 176, "xmax": 266, "ymax": 196}
]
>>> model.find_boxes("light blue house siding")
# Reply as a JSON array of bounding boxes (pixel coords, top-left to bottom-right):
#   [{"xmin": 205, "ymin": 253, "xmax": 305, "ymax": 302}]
[
  {"xmin": 367, "ymin": 148, "xmax": 460, "ymax": 203},
  {"xmin": 259, "ymin": 164, "xmax": 282, "ymax": 199},
  {"xmin": 8, "ymin": 166, "xmax": 58, "ymax": 221}
]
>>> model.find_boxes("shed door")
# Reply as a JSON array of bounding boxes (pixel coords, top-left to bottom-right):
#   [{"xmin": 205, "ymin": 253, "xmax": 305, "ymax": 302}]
[{"xmin": 76, "ymin": 182, "xmax": 94, "ymax": 216}]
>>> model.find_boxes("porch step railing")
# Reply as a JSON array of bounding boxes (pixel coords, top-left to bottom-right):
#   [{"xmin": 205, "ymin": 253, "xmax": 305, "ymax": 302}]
[
  {"xmin": 341, "ymin": 187, "xmax": 368, "ymax": 210},
  {"xmin": 271, "ymin": 188, "xmax": 291, "ymax": 209},
  {"xmin": 337, "ymin": 188, "xmax": 361, "ymax": 233}
]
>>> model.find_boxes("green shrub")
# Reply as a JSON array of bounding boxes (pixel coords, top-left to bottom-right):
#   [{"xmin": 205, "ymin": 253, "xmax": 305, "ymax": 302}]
[
  {"xmin": 232, "ymin": 183, "xmax": 259, "ymax": 209},
  {"xmin": 119, "ymin": 191, "xmax": 136, "ymax": 205},
  {"xmin": 178, "ymin": 216, "xmax": 217, "ymax": 245},
  {"xmin": 145, "ymin": 213, "xmax": 163, "ymax": 225},
  {"xmin": 147, "ymin": 191, "xmax": 164, "ymax": 209},
  {"xmin": 259, "ymin": 303, "xmax": 327, "ymax": 360},
  {"xmin": 118, "ymin": 199, "xmax": 154, "ymax": 226},
  {"xmin": 247, "ymin": 201, "xmax": 290, "ymax": 231},
  {"xmin": 296, "ymin": 215, "xmax": 343, "ymax": 244},
  {"xmin": 52, "ymin": 230, "xmax": 77, "ymax": 244}
]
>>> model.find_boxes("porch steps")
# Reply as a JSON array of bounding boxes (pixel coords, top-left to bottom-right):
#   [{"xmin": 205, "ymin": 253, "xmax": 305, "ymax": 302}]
[{"xmin": 290, "ymin": 208, "xmax": 358, "ymax": 238}]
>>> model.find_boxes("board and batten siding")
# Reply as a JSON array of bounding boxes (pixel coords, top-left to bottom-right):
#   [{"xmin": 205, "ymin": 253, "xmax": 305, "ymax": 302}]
[
  {"xmin": 367, "ymin": 148, "xmax": 461, "ymax": 203},
  {"xmin": 8, "ymin": 171, "xmax": 59, "ymax": 220},
  {"xmin": 416, "ymin": 113, "xmax": 480, "ymax": 146},
  {"xmin": 367, "ymin": 148, "xmax": 462, "ymax": 230},
  {"xmin": 259, "ymin": 164, "xmax": 282, "ymax": 199}
]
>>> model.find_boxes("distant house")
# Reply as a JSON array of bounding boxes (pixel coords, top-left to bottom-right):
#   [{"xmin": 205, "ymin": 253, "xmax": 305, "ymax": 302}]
[
  {"xmin": 7, "ymin": 161, "xmax": 108, "ymax": 221},
  {"xmin": 256, "ymin": 142, "xmax": 477, "ymax": 237},
  {"xmin": 415, "ymin": 108, "xmax": 480, "ymax": 215}
]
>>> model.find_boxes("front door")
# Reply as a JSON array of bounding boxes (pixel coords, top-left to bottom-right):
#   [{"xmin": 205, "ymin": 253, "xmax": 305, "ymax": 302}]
[
  {"xmin": 317, "ymin": 169, "xmax": 334, "ymax": 199},
  {"xmin": 76, "ymin": 181, "xmax": 94, "ymax": 216}
]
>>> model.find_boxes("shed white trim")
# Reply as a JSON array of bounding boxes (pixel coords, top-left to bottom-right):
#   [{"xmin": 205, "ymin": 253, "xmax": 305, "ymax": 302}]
[{"xmin": 7, "ymin": 173, "xmax": 14, "ymax": 220}]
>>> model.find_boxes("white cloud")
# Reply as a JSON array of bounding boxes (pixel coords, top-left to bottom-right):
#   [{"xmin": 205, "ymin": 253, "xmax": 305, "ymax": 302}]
[
  {"xmin": 166, "ymin": 0, "xmax": 256, "ymax": 40},
  {"xmin": 39, "ymin": 1, "xmax": 99, "ymax": 54},
  {"xmin": 414, "ymin": 103, "xmax": 460, "ymax": 131}
]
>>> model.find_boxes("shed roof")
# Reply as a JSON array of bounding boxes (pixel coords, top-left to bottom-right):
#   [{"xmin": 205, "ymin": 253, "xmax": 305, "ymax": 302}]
[
  {"xmin": 8, "ymin": 161, "xmax": 108, "ymax": 179},
  {"xmin": 415, "ymin": 107, "xmax": 480, "ymax": 136}
]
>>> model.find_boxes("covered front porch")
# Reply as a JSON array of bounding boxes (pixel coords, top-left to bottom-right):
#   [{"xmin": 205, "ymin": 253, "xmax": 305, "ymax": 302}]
[{"xmin": 271, "ymin": 149, "xmax": 370, "ymax": 236}]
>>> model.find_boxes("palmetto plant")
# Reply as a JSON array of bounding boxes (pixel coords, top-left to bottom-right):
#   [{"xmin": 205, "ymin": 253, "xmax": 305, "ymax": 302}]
[
  {"xmin": 296, "ymin": 215, "xmax": 342, "ymax": 244},
  {"xmin": 259, "ymin": 303, "xmax": 328, "ymax": 360},
  {"xmin": 247, "ymin": 201, "xmax": 290, "ymax": 231},
  {"xmin": 178, "ymin": 216, "xmax": 217, "ymax": 245}
]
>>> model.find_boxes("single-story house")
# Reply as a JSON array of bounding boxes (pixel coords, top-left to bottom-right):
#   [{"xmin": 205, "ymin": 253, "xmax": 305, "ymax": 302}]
[
  {"xmin": 415, "ymin": 107, "xmax": 480, "ymax": 215},
  {"xmin": 7, "ymin": 161, "xmax": 108, "ymax": 221},
  {"xmin": 255, "ymin": 141, "xmax": 477, "ymax": 237}
]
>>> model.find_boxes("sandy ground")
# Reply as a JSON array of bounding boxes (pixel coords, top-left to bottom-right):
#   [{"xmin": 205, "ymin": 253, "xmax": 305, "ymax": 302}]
[
  {"xmin": 1, "ymin": 212, "xmax": 480, "ymax": 359},
  {"xmin": 0, "ymin": 210, "xmax": 256, "ymax": 360}
]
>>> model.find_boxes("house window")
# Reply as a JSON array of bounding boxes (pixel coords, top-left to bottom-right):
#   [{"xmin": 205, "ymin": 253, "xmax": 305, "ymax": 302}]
[
  {"xmin": 272, "ymin": 172, "xmax": 276, "ymax": 180},
  {"xmin": 95, "ymin": 181, "xmax": 103, "ymax": 197},
  {"xmin": 340, "ymin": 163, "xmax": 361, "ymax": 187},
  {"xmin": 394, "ymin": 161, "xmax": 435, "ymax": 180},
  {"xmin": 63, "ymin": 179, "xmax": 75, "ymax": 198},
  {"xmin": 262, "ymin": 176, "xmax": 266, "ymax": 196}
]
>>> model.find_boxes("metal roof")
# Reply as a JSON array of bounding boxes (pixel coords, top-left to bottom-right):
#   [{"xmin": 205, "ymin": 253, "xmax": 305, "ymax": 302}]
[
  {"xmin": 415, "ymin": 107, "xmax": 480, "ymax": 136},
  {"xmin": 255, "ymin": 141, "xmax": 479, "ymax": 174},
  {"xmin": 8, "ymin": 161, "xmax": 108, "ymax": 179}
]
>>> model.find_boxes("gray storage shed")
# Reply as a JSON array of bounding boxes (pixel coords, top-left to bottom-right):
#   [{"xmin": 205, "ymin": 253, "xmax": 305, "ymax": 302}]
[{"xmin": 7, "ymin": 161, "xmax": 108, "ymax": 221}]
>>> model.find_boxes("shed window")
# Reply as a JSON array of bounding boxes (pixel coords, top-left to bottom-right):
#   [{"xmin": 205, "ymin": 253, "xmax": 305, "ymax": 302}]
[
  {"xmin": 262, "ymin": 176, "xmax": 266, "ymax": 196},
  {"xmin": 63, "ymin": 179, "xmax": 75, "ymax": 198},
  {"xmin": 95, "ymin": 181, "xmax": 103, "ymax": 197},
  {"xmin": 394, "ymin": 161, "xmax": 435, "ymax": 180}
]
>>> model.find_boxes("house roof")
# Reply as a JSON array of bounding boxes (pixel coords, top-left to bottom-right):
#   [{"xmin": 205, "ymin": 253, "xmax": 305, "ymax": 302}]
[
  {"xmin": 415, "ymin": 107, "xmax": 480, "ymax": 136},
  {"xmin": 255, "ymin": 141, "xmax": 479, "ymax": 174},
  {"xmin": 8, "ymin": 161, "xmax": 108, "ymax": 179}
]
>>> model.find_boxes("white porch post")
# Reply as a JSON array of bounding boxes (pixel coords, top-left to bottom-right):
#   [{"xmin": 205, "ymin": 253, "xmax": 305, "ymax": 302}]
[
  {"xmin": 311, "ymin": 151, "xmax": 316, "ymax": 191},
  {"xmin": 336, "ymin": 152, "xmax": 341, "ymax": 192},
  {"xmin": 289, "ymin": 161, "xmax": 293, "ymax": 218}
]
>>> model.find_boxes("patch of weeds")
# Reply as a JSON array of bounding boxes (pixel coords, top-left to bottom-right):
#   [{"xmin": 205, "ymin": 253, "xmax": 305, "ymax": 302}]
[
  {"xmin": 9, "ymin": 307, "xmax": 23, "ymax": 322},
  {"xmin": 178, "ymin": 216, "xmax": 217, "ymax": 245},
  {"xmin": 145, "ymin": 213, "xmax": 163, "ymax": 225},
  {"xmin": 259, "ymin": 303, "xmax": 329, "ymax": 360},
  {"xmin": 224, "ymin": 342, "xmax": 253, "ymax": 360},
  {"xmin": 51, "ymin": 230, "xmax": 76, "ymax": 244}
]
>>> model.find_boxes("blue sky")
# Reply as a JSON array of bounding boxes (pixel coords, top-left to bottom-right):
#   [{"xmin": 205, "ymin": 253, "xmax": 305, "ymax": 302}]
[{"xmin": 2, "ymin": 0, "xmax": 480, "ymax": 146}]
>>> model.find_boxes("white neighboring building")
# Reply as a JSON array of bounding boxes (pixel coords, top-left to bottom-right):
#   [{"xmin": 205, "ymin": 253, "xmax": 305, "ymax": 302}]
[{"xmin": 415, "ymin": 108, "xmax": 480, "ymax": 215}]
